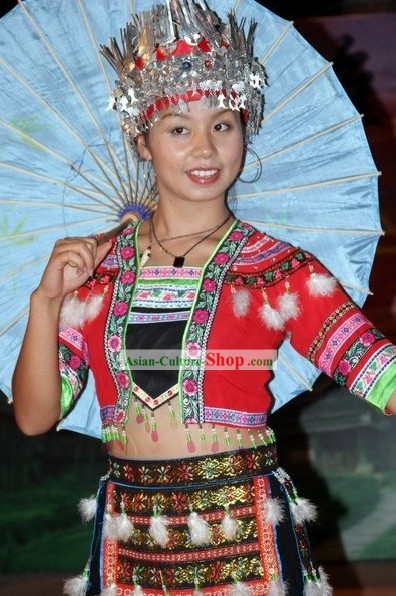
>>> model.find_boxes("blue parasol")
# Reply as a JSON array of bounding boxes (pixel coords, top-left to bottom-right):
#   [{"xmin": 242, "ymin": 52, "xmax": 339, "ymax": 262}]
[{"xmin": 0, "ymin": 0, "xmax": 382, "ymax": 438}]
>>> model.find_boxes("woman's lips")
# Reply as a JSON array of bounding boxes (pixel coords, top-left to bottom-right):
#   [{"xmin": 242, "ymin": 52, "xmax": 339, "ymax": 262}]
[{"xmin": 186, "ymin": 168, "xmax": 221, "ymax": 185}]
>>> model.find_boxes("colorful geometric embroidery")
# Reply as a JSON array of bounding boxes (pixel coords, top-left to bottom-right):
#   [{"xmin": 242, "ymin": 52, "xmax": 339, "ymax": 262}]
[
  {"xmin": 333, "ymin": 328, "xmax": 385, "ymax": 386},
  {"xmin": 350, "ymin": 343, "xmax": 396, "ymax": 400},
  {"xmin": 233, "ymin": 237, "xmax": 290, "ymax": 267},
  {"xmin": 102, "ymin": 447, "xmax": 280, "ymax": 593},
  {"xmin": 131, "ymin": 265, "xmax": 200, "ymax": 308},
  {"xmin": 306, "ymin": 301, "xmax": 355, "ymax": 364},
  {"xmin": 225, "ymin": 249, "xmax": 311, "ymax": 289},
  {"xmin": 59, "ymin": 326, "xmax": 89, "ymax": 361},
  {"xmin": 132, "ymin": 382, "xmax": 178, "ymax": 410},
  {"xmin": 128, "ymin": 310, "xmax": 190, "ymax": 323},
  {"xmin": 254, "ymin": 476, "xmax": 282, "ymax": 583},
  {"xmin": 317, "ymin": 312, "xmax": 368, "ymax": 375},
  {"xmin": 204, "ymin": 406, "xmax": 267, "ymax": 427}
]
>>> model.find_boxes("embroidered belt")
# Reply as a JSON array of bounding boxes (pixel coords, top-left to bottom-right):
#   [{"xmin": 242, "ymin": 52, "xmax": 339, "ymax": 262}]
[{"xmin": 108, "ymin": 444, "xmax": 278, "ymax": 488}]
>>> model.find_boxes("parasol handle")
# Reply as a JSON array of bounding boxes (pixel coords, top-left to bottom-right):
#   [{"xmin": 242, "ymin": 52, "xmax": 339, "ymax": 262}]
[{"xmin": 96, "ymin": 218, "xmax": 132, "ymax": 246}]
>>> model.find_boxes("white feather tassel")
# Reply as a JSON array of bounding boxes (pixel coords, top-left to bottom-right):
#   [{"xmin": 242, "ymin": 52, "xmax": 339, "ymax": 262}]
[
  {"xmin": 278, "ymin": 292, "xmax": 300, "ymax": 322},
  {"xmin": 60, "ymin": 295, "xmax": 86, "ymax": 328},
  {"xmin": 100, "ymin": 584, "xmax": 117, "ymax": 596},
  {"xmin": 262, "ymin": 497, "xmax": 284, "ymax": 525},
  {"xmin": 193, "ymin": 590, "xmax": 205, "ymax": 596},
  {"xmin": 307, "ymin": 273, "xmax": 337, "ymax": 297},
  {"xmin": 116, "ymin": 511, "xmax": 135, "ymax": 542},
  {"xmin": 318, "ymin": 567, "xmax": 333, "ymax": 596},
  {"xmin": 230, "ymin": 581, "xmax": 252, "ymax": 596},
  {"xmin": 259, "ymin": 303, "xmax": 284, "ymax": 330},
  {"xmin": 304, "ymin": 567, "xmax": 333, "ymax": 596},
  {"xmin": 63, "ymin": 575, "xmax": 88, "ymax": 596},
  {"xmin": 187, "ymin": 511, "xmax": 212, "ymax": 545},
  {"xmin": 149, "ymin": 514, "xmax": 169, "ymax": 547},
  {"xmin": 269, "ymin": 577, "xmax": 287, "ymax": 596},
  {"xmin": 221, "ymin": 510, "xmax": 239, "ymax": 540},
  {"xmin": 232, "ymin": 288, "xmax": 251, "ymax": 317},
  {"xmin": 78, "ymin": 496, "xmax": 97, "ymax": 523},
  {"xmin": 104, "ymin": 512, "xmax": 120, "ymax": 541},
  {"xmin": 290, "ymin": 497, "xmax": 318, "ymax": 525},
  {"xmin": 132, "ymin": 585, "xmax": 144, "ymax": 596},
  {"xmin": 304, "ymin": 568, "xmax": 333, "ymax": 596},
  {"xmin": 60, "ymin": 293, "xmax": 104, "ymax": 329},
  {"xmin": 84, "ymin": 294, "xmax": 104, "ymax": 321}
]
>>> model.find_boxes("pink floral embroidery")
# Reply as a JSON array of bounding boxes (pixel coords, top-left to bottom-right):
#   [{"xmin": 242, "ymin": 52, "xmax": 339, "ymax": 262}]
[
  {"xmin": 120, "ymin": 246, "xmax": 135, "ymax": 259},
  {"xmin": 193, "ymin": 309, "xmax": 209, "ymax": 324},
  {"xmin": 185, "ymin": 342, "xmax": 201, "ymax": 358},
  {"xmin": 360, "ymin": 331, "xmax": 376, "ymax": 347},
  {"xmin": 214, "ymin": 252, "xmax": 229, "ymax": 265},
  {"xmin": 202, "ymin": 278, "xmax": 217, "ymax": 292},
  {"xmin": 183, "ymin": 379, "xmax": 197, "ymax": 396},
  {"xmin": 121, "ymin": 271, "xmax": 135, "ymax": 284},
  {"xmin": 229, "ymin": 231, "xmax": 244, "ymax": 241},
  {"xmin": 108, "ymin": 335, "xmax": 122, "ymax": 352},
  {"xmin": 69, "ymin": 355, "xmax": 81, "ymax": 370},
  {"xmin": 338, "ymin": 359, "xmax": 352, "ymax": 375},
  {"xmin": 113, "ymin": 301, "xmax": 128, "ymax": 316},
  {"xmin": 116, "ymin": 371, "xmax": 130, "ymax": 388}
]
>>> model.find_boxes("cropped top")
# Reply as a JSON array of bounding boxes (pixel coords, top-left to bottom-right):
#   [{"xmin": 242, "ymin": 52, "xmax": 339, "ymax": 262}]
[{"xmin": 58, "ymin": 219, "xmax": 396, "ymax": 442}]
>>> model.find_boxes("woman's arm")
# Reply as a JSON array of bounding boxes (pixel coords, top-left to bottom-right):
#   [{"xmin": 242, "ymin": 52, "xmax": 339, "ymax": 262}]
[
  {"xmin": 12, "ymin": 237, "xmax": 111, "ymax": 435},
  {"xmin": 385, "ymin": 391, "xmax": 396, "ymax": 415}
]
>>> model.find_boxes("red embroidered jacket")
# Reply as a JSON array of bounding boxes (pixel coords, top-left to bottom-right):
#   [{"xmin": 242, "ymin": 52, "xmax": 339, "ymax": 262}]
[{"xmin": 58, "ymin": 220, "xmax": 396, "ymax": 441}]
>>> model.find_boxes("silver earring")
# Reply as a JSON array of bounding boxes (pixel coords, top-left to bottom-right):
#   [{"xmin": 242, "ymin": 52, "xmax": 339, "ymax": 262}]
[{"xmin": 238, "ymin": 146, "xmax": 262, "ymax": 184}]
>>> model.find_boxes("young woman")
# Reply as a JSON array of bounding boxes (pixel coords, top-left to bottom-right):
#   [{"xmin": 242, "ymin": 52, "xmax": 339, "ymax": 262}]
[{"xmin": 12, "ymin": 1, "xmax": 396, "ymax": 595}]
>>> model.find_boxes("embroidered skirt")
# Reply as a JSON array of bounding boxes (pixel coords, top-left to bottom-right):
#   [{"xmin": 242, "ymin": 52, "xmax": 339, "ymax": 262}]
[{"xmin": 84, "ymin": 443, "xmax": 331, "ymax": 596}]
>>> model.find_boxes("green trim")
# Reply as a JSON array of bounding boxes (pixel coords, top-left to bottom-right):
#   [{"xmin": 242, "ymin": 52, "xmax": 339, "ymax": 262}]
[
  {"xmin": 60, "ymin": 375, "xmax": 74, "ymax": 417},
  {"xmin": 366, "ymin": 360, "xmax": 396, "ymax": 413}
]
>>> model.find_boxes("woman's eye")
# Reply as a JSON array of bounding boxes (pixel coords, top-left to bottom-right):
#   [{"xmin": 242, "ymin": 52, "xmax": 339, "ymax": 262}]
[
  {"xmin": 214, "ymin": 122, "xmax": 231, "ymax": 132},
  {"xmin": 171, "ymin": 126, "xmax": 188, "ymax": 135}
]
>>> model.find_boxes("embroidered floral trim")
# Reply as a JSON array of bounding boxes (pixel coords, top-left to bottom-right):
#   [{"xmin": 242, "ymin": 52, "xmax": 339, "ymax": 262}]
[
  {"xmin": 350, "ymin": 344, "xmax": 396, "ymax": 400},
  {"xmin": 225, "ymin": 248, "xmax": 310, "ymax": 289},
  {"xmin": 333, "ymin": 328, "xmax": 385, "ymax": 386},
  {"xmin": 59, "ymin": 344, "xmax": 88, "ymax": 400},
  {"xmin": 108, "ymin": 443, "xmax": 277, "ymax": 486},
  {"xmin": 318, "ymin": 312, "xmax": 368, "ymax": 375},
  {"xmin": 306, "ymin": 301, "xmax": 355, "ymax": 363},
  {"xmin": 180, "ymin": 221, "xmax": 254, "ymax": 423},
  {"xmin": 104, "ymin": 223, "xmax": 138, "ymax": 426},
  {"xmin": 204, "ymin": 406, "xmax": 267, "ymax": 427},
  {"xmin": 128, "ymin": 310, "xmax": 190, "ymax": 324},
  {"xmin": 132, "ymin": 284, "xmax": 197, "ymax": 308}
]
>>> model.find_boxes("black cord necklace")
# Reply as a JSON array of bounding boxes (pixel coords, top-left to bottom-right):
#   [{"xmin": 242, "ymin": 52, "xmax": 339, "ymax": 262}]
[{"xmin": 151, "ymin": 213, "xmax": 232, "ymax": 268}]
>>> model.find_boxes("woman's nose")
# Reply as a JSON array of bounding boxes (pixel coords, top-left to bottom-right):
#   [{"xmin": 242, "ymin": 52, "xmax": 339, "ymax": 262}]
[{"xmin": 191, "ymin": 130, "xmax": 215, "ymax": 158}]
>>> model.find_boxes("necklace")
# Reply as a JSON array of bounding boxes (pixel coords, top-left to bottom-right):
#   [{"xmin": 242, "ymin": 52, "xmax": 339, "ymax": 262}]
[
  {"xmin": 150, "ymin": 213, "xmax": 231, "ymax": 268},
  {"xmin": 157, "ymin": 222, "xmax": 225, "ymax": 243}
]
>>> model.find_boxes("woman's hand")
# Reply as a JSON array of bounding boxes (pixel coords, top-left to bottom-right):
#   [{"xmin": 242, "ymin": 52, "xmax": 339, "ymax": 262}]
[{"xmin": 36, "ymin": 236, "xmax": 112, "ymax": 301}]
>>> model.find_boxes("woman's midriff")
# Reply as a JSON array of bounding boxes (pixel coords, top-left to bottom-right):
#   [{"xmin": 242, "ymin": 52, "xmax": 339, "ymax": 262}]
[{"xmin": 108, "ymin": 402, "xmax": 269, "ymax": 459}]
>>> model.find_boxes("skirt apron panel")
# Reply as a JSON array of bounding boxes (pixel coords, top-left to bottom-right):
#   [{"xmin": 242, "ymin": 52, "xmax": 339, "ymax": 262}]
[{"xmin": 84, "ymin": 444, "xmax": 329, "ymax": 596}]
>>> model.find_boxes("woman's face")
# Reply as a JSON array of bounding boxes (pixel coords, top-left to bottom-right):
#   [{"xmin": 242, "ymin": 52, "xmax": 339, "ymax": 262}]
[{"xmin": 137, "ymin": 101, "xmax": 244, "ymax": 208}]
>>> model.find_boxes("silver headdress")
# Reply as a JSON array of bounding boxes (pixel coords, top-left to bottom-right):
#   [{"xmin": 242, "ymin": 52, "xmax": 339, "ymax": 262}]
[{"xmin": 101, "ymin": 0, "xmax": 267, "ymax": 144}]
